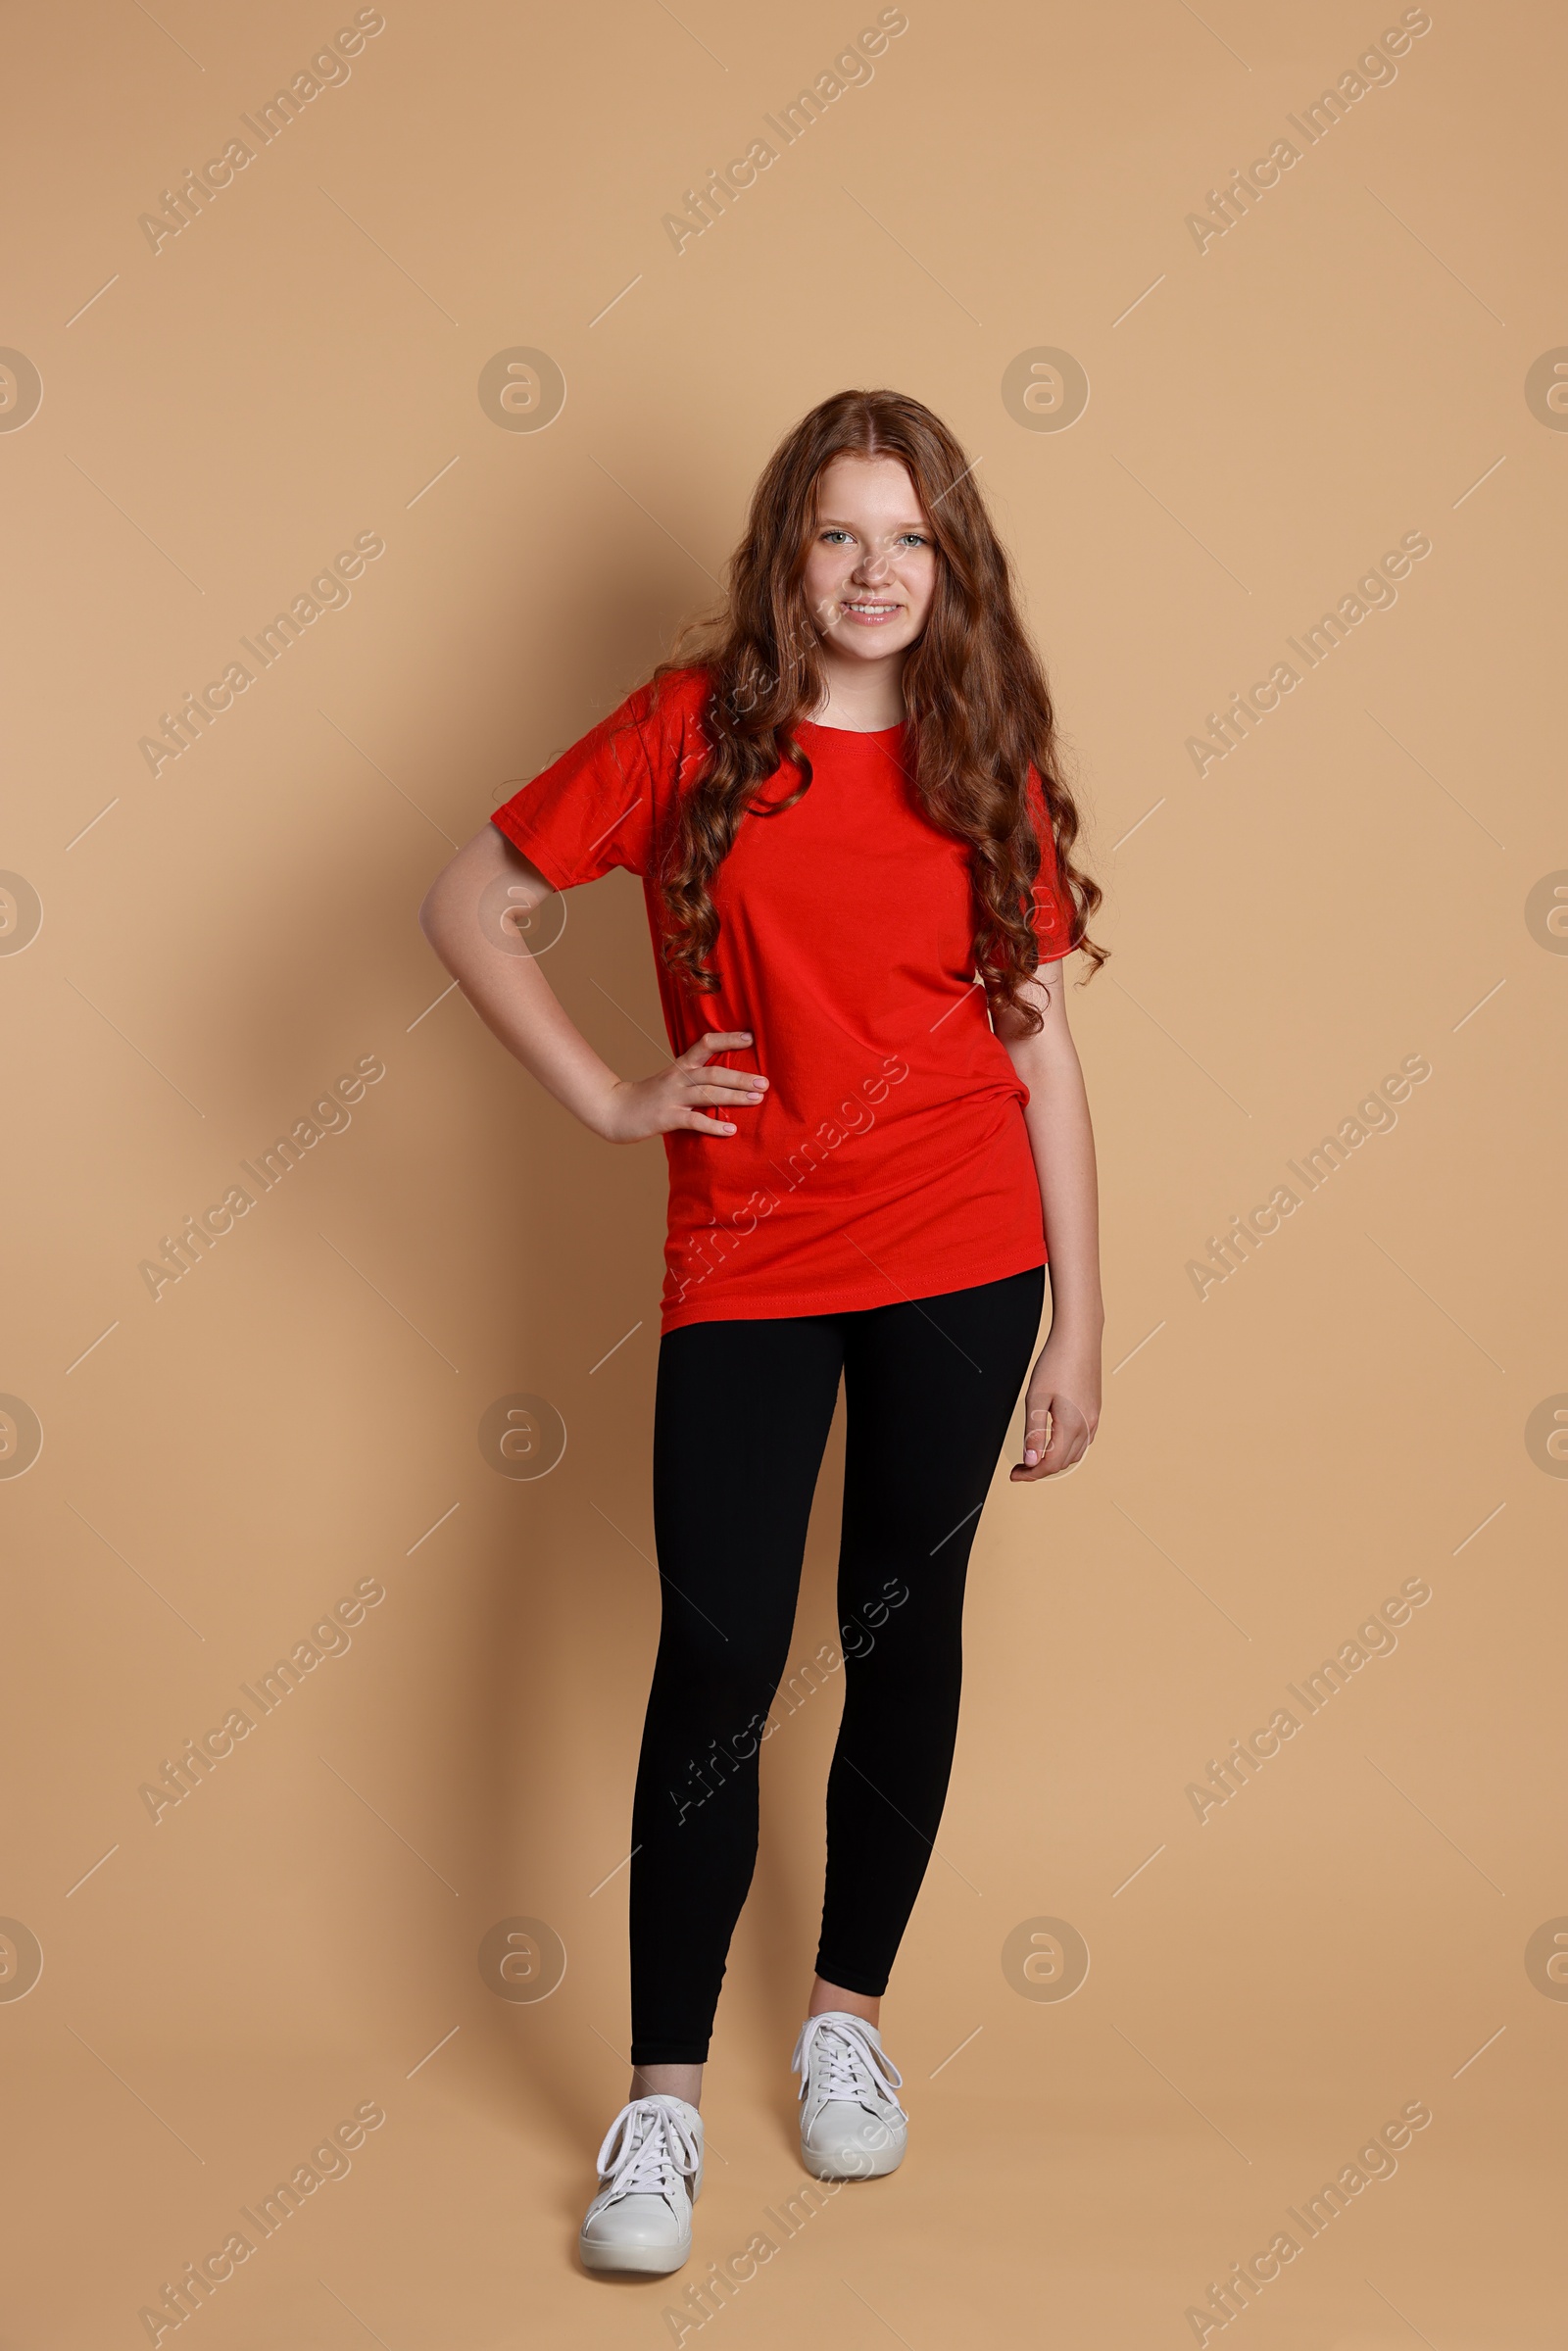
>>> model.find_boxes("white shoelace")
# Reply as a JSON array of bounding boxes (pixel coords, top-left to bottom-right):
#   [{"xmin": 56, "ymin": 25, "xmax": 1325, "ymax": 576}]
[
  {"xmin": 791, "ymin": 2014, "xmax": 906, "ymax": 2120},
  {"xmin": 594, "ymin": 2097, "xmax": 701, "ymax": 2205}
]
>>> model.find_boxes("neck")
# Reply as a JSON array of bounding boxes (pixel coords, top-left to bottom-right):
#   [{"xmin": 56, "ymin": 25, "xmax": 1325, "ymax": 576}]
[{"xmin": 809, "ymin": 646, "xmax": 906, "ymax": 731}]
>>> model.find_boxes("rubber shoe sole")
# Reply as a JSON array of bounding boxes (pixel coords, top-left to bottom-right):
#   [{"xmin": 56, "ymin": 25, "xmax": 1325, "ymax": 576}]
[
  {"xmin": 801, "ymin": 2116, "xmax": 906, "ymax": 2181},
  {"xmin": 579, "ymin": 2229, "xmax": 693, "ymax": 2276}
]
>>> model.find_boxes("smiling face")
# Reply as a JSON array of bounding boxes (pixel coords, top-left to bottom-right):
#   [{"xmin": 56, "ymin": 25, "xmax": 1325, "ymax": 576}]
[{"xmin": 800, "ymin": 454, "xmax": 938, "ymax": 681}]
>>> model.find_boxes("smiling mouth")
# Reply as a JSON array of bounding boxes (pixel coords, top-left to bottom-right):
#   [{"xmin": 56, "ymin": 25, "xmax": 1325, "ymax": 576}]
[{"xmin": 840, "ymin": 600, "xmax": 903, "ymax": 625}]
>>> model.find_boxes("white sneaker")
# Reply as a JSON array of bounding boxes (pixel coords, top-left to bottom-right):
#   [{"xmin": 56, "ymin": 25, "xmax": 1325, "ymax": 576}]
[
  {"xmin": 578, "ymin": 2093, "xmax": 704, "ymax": 2275},
  {"xmin": 791, "ymin": 2011, "xmax": 908, "ymax": 2180}
]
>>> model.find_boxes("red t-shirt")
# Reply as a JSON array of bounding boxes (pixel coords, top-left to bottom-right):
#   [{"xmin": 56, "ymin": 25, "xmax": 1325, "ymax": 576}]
[{"xmin": 489, "ymin": 665, "xmax": 1075, "ymax": 1336}]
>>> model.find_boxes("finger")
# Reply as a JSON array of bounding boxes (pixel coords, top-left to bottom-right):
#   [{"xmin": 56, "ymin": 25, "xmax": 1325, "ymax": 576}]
[
  {"xmin": 684, "ymin": 1029, "xmax": 755, "ymax": 1066},
  {"xmin": 688, "ymin": 1069, "xmax": 768, "ymax": 1097},
  {"xmin": 1010, "ymin": 1397, "xmax": 1092, "ymax": 1481},
  {"xmin": 691, "ymin": 1076, "xmax": 770, "ymax": 1104},
  {"xmin": 1037, "ymin": 1400, "xmax": 1089, "ymax": 1476},
  {"xmin": 1019, "ymin": 1403, "xmax": 1052, "ymax": 1470},
  {"xmin": 679, "ymin": 1107, "xmax": 739, "ymax": 1136}
]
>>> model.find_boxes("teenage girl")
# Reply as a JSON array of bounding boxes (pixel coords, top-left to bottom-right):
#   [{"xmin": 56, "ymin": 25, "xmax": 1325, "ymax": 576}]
[{"xmin": 418, "ymin": 387, "xmax": 1105, "ymax": 2278}]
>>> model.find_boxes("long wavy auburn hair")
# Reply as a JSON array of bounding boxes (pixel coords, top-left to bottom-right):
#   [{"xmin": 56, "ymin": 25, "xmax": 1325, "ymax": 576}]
[{"xmin": 639, "ymin": 387, "xmax": 1105, "ymax": 1032}]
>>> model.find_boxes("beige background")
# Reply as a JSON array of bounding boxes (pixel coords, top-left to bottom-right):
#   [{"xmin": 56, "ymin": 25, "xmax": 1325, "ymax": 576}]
[{"xmin": 4, "ymin": 0, "xmax": 1565, "ymax": 2342}]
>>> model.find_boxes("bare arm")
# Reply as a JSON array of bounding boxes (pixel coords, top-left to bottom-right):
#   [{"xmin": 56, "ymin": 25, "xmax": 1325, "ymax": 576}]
[
  {"xmin": 994, "ymin": 963, "xmax": 1103, "ymax": 1479},
  {"xmin": 416, "ymin": 823, "xmax": 768, "ymax": 1143}
]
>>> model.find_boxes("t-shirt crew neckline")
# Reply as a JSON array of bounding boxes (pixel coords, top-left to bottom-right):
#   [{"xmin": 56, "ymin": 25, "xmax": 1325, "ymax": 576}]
[{"xmin": 797, "ymin": 716, "xmax": 906, "ymax": 737}]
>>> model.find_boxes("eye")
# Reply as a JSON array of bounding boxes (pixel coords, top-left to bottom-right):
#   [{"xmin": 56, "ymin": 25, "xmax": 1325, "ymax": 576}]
[
  {"xmin": 900, "ymin": 531, "xmax": 930, "ymax": 548},
  {"xmin": 820, "ymin": 528, "xmax": 853, "ymax": 544}
]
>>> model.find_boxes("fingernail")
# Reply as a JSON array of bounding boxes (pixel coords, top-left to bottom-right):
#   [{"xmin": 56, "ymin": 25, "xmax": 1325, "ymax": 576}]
[{"xmin": 1023, "ymin": 1449, "xmax": 1038, "ymax": 1464}]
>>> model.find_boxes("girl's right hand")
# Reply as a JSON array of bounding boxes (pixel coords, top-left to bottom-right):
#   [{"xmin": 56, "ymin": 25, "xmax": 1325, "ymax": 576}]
[{"xmin": 597, "ymin": 1031, "xmax": 767, "ymax": 1143}]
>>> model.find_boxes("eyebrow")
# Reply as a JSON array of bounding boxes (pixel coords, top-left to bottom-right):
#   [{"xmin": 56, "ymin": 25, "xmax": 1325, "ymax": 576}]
[{"xmin": 815, "ymin": 515, "xmax": 931, "ymax": 532}]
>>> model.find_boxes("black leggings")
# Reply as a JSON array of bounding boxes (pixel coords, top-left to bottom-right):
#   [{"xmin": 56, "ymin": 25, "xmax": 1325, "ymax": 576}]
[{"xmin": 627, "ymin": 1263, "xmax": 1046, "ymax": 2066}]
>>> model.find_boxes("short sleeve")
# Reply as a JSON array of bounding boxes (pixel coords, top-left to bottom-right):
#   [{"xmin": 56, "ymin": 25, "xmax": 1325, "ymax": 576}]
[
  {"xmin": 1024, "ymin": 765, "xmax": 1077, "ymax": 963},
  {"xmin": 490, "ymin": 679, "xmax": 676, "ymax": 890}
]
